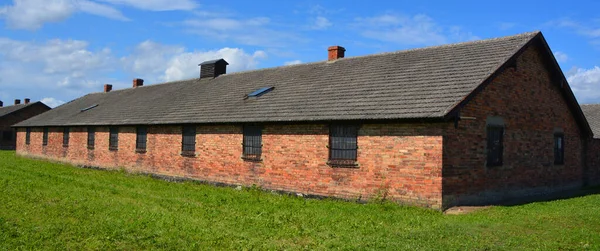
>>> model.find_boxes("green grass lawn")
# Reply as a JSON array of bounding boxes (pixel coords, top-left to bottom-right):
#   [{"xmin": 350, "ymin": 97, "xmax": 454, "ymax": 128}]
[{"xmin": 1, "ymin": 151, "xmax": 599, "ymax": 250}]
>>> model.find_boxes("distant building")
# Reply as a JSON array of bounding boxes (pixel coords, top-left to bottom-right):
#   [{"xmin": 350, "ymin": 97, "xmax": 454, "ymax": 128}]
[
  {"xmin": 13, "ymin": 31, "xmax": 599, "ymax": 210},
  {"xmin": 0, "ymin": 99, "xmax": 50, "ymax": 150},
  {"xmin": 579, "ymin": 104, "xmax": 600, "ymax": 187}
]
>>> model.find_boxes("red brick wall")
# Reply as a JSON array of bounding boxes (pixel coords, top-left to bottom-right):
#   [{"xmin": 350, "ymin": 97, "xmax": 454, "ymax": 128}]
[
  {"xmin": 442, "ymin": 42, "xmax": 586, "ymax": 207},
  {"xmin": 16, "ymin": 123, "xmax": 445, "ymax": 209},
  {"xmin": 586, "ymin": 139, "xmax": 600, "ymax": 186}
]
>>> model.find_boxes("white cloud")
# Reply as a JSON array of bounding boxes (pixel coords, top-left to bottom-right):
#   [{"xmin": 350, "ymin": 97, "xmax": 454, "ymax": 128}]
[
  {"xmin": 284, "ymin": 60, "xmax": 302, "ymax": 66},
  {"xmin": 76, "ymin": 0, "xmax": 129, "ymax": 21},
  {"xmin": 0, "ymin": 38, "xmax": 114, "ymax": 78},
  {"xmin": 554, "ymin": 51, "xmax": 569, "ymax": 63},
  {"xmin": 311, "ymin": 16, "xmax": 331, "ymax": 30},
  {"xmin": 553, "ymin": 19, "xmax": 600, "ymax": 38},
  {"xmin": 183, "ymin": 17, "xmax": 305, "ymax": 47},
  {"xmin": 0, "ymin": 21, "xmax": 279, "ymax": 113},
  {"xmin": 0, "ymin": 0, "xmax": 75, "ymax": 30},
  {"xmin": 550, "ymin": 19, "xmax": 600, "ymax": 47},
  {"xmin": 184, "ymin": 17, "xmax": 270, "ymax": 31},
  {"xmin": 497, "ymin": 22, "xmax": 517, "ymax": 31},
  {"xmin": 0, "ymin": 0, "xmax": 127, "ymax": 30},
  {"xmin": 163, "ymin": 48, "xmax": 266, "ymax": 82},
  {"xmin": 40, "ymin": 97, "xmax": 66, "ymax": 108},
  {"xmin": 0, "ymin": 0, "xmax": 198, "ymax": 30},
  {"xmin": 121, "ymin": 41, "xmax": 185, "ymax": 78},
  {"xmin": 567, "ymin": 66, "xmax": 600, "ymax": 103},
  {"xmin": 122, "ymin": 41, "xmax": 267, "ymax": 82},
  {"xmin": 0, "ymin": 37, "xmax": 118, "ymax": 102},
  {"xmin": 354, "ymin": 13, "xmax": 474, "ymax": 46},
  {"xmin": 0, "ymin": 37, "xmax": 268, "ymax": 105},
  {"xmin": 98, "ymin": 0, "xmax": 198, "ymax": 11}
]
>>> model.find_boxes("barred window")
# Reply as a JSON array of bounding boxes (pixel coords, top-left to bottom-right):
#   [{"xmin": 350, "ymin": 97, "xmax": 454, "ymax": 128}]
[
  {"xmin": 181, "ymin": 126, "xmax": 196, "ymax": 155},
  {"xmin": 242, "ymin": 125, "xmax": 262, "ymax": 160},
  {"xmin": 63, "ymin": 127, "xmax": 69, "ymax": 147},
  {"xmin": 2, "ymin": 130, "xmax": 13, "ymax": 141},
  {"xmin": 87, "ymin": 127, "xmax": 95, "ymax": 149},
  {"xmin": 554, "ymin": 133, "xmax": 564, "ymax": 165},
  {"xmin": 109, "ymin": 127, "xmax": 118, "ymax": 150},
  {"xmin": 329, "ymin": 124, "xmax": 359, "ymax": 166},
  {"xmin": 487, "ymin": 126, "xmax": 504, "ymax": 167},
  {"xmin": 42, "ymin": 127, "xmax": 48, "ymax": 146},
  {"xmin": 136, "ymin": 126, "xmax": 147, "ymax": 152},
  {"xmin": 25, "ymin": 128, "xmax": 31, "ymax": 145}
]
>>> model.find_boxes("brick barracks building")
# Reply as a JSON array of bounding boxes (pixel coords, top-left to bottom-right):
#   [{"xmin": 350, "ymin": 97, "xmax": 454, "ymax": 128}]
[
  {"xmin": 0, "ymin": 99, "xmax": 50, "ymax": 150},
  {"xmin": 13, "ymin": 31, "xmax": 600, "ymax": 210}
]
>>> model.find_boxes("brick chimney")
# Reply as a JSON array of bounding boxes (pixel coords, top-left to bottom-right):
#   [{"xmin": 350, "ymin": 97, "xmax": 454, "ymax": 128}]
[
  {"xmin": 133, "ymin": 78, "xmax": 144, "ymax": 88},
  {"xmin": 24, "ymin": 98, "xmax": 30, "ymax": 104},
  {"xmin": 328, "ymin": 46, "xmax": 346, "ymax": 61},
  {"xmin": 14, "ymin": 99, "xmax": 21, "ymax": 105},
  {"xmin": 0, "ymin": 100, "xmax": 3, "ymax": 107},
  {"xmin": 104, "ymin": 84, "xmax": 113, "ymax": 92}
]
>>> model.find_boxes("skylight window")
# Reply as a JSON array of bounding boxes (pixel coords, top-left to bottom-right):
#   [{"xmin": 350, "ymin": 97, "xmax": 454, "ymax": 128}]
[
  {"xmin": 247, "ymin": 87, "xmax": 274, "ymax": 98},
  {"xmin": 80, "ymin": 104, "xmax": 98, "ymax": 112}
]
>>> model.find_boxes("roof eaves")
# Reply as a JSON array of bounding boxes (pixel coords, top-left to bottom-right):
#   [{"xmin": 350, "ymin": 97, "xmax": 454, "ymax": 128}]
[
  {"xmin": 0, "ymin": 102, "xmax": 36, "ymax": 119},
  {"xmin": 12, "ymin": 114, "xmax": 449, "ymax": 128}
]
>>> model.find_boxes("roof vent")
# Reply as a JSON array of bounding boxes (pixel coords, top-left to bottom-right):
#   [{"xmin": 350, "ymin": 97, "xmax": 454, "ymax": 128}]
[
  {"xmin": 199, "ymin": 59, "xmax": 229, "ymax": 79},
  {"xmin": 245, "ymin": 87, "xmax": 274, "ymax": 99}
]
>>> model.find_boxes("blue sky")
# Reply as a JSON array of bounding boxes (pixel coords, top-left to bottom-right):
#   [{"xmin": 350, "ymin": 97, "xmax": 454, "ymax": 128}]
[{"xmin": 1, "ymin": 0, "xmax": 600, "ymax": 107}]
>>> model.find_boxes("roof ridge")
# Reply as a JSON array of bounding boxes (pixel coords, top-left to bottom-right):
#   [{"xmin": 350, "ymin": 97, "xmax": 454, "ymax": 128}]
[
  {"xmin": 0, "ymin": 102, "xmax": 41, "ymax": 118},
  {"xmin": 0, "ymin": 103, "xmax": 26, "ymax": 109},
  {"xmin": 89, "ymin": 78, "xmax": 199, "ymax": 94},
  {"xmin": 0, "ymin": 102, "xmax": 37, "ymax": 110},
  {"xmin": 92, "ymin": 31, "xmax": 540, "ymax": 94},
  {"xmin": 223, "ymin": 31, "xmax": 541, "ymax": 77}
]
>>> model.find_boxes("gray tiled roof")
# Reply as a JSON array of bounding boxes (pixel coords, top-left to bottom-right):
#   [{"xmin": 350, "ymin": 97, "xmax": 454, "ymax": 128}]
[
  {"xmin": 15, "ymin": 32, "xmax": 540, "ymax": 127},
  {"xmin": 581, "ymin": 104, "xmax": 600, "ymax": 138},
  {"xmin": 0, "ymin": 102, "xmax": 39, "ymax": 118}
]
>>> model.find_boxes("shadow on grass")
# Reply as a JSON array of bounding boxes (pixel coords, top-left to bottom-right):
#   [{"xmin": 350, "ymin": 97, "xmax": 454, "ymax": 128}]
[{"xmin": 497, "ymin": 185, "xmax": 600, "ymax": 207}]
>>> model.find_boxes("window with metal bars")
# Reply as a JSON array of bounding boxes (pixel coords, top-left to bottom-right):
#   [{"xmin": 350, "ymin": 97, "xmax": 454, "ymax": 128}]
[
  {"xmin": 136, "ymin": 126, "xmax": 147, "ymax": 152},
  {"xmin": 181, "ymin": 125, "xmax": 196, "ymax": 155},
  {"xmin": 63, "ymin": 127, "xmax": 69, "ymax": 147},
  {"xmin": 2, "ymin": 130, "xmax": 13, "ymax": 141},
  {"xmin": 25, "ymin": 128, "xmax": 31, "ymax": 145},
  {"xmin": 87, "ymin": 127, "xmax": 95, "ymax": 149},
  {"xmin": 328, "ymin": 124, "xmax": 359, "ymax": 167},
  {"xmin": 554, "ymin": 133, "xmax": 564, "ymax": 165},
  {"xmin": 42, "ymin": 127, "xmax": 48, "ymax": 146},
  {"xmin": 242, "ymin": 125, "xmax": 262, "ymax": 161},
  {"xmin": 109, "ymin": 127, "xmax": 118, "ymax": 150},
  {"xmin": 486, "ymin": 126, "xmax": 504, "ymax": 167}
]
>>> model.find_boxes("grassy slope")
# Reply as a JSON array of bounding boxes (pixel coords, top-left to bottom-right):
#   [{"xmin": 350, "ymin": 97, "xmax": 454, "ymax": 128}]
[{"xmin": 0, "ymin": 151, "xmax": 599, "ymax": 250}]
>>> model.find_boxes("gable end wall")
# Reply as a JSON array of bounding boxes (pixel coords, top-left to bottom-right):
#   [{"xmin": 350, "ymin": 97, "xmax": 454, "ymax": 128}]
[{"xmin": 442, "ymin": 42, "xmax": 585, "ymax": 207}]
